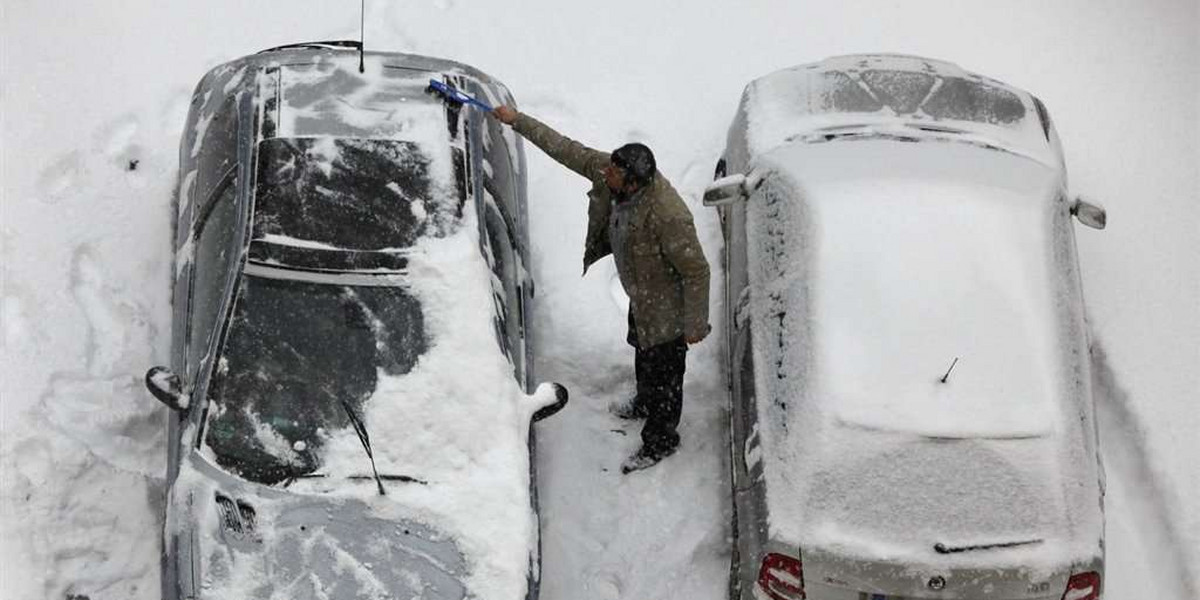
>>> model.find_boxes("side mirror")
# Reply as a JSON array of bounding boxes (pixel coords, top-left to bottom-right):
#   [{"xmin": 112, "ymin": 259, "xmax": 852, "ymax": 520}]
[
  {"xmin": 1071, "ymin": 196, "xmax": 1107, "ymax": 230},
  {"xmin": 530, "ymin": 382, "xmax": 569, "ymax": 422},
  {"xmin": 703, "ymin": 174, "xmax": 748, "ymax": 207},
  {"xmin": 703, "ymin": 168, "xmax": 768, "ymax": 207},
  {"xmin": 145, "ymin": 366, "xmax": 189, "ymax": 412}
]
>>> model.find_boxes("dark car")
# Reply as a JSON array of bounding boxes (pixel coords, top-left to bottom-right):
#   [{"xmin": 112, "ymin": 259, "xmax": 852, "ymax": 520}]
[
  {"xmin": 143, "ymin": 42, "xmax": 567, "ymax": 600},
  {"xmin": 705, "ymin": 54, "xmax": 1106, "ymax": 600}
]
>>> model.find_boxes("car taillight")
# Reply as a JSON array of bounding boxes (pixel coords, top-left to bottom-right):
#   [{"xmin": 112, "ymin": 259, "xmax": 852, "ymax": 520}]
[
  {"xmin": 1061, "ymin": 571, "xmax": 1101, "ymax": 600},
  {"xmin": 757, "ymin": 552, "xmax": 805, "ymax": 600}
]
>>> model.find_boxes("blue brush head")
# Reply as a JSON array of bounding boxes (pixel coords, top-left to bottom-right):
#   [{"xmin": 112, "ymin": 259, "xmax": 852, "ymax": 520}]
[{"xmin": 426, "ymin": 79, "xmax": 493, "ymax": 111}]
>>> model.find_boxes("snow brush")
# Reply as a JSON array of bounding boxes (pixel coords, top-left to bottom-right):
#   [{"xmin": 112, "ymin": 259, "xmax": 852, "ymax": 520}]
[{"xmin": 426, "ymin": 79, "xmax": 494, "ymax": 111}]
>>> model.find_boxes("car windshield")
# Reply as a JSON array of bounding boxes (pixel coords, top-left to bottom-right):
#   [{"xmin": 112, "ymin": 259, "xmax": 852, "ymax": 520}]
[{"xmin": 203, "ymin": 273, "xmax": 425, "ymax": 485}]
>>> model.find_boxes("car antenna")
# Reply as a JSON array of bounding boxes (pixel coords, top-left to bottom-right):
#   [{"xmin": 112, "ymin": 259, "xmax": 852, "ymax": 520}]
[
  {"xmin": 358, "ymin": 0, "xmax": 366, "ymax": 73},
  {"xmin": 939, "ymin": 357, "xmax": 960, "ymax": 384}
]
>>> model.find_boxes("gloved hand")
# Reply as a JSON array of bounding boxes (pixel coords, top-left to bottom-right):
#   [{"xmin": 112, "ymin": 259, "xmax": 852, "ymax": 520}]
[
  {"xmin": 492, "ymin": 105, "xmax": 518, "ymax": 125},
  {"xmin": 685, "ymin": 324, "xmax": 711, "ymax": 345}
]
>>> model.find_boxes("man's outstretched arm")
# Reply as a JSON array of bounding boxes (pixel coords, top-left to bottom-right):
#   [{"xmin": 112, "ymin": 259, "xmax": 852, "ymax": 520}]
[{"xmin": 493, "ymin": 106, "xmax": 609, "ymax": 180}]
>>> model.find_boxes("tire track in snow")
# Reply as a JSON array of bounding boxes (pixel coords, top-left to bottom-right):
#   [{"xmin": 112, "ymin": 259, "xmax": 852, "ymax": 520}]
[{"xmin": 1091, "ymin": 340, "xmax": 1197, "ymax": 598}]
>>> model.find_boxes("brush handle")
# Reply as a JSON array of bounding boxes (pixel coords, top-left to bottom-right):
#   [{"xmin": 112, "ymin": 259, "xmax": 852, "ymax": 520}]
[{"xmin": 428, "ymin": 79, "xmax": 494, "ymax": 111}]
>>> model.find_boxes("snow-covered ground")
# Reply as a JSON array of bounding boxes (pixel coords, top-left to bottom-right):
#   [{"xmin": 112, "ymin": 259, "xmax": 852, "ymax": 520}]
[{"xmin": 2, "ymin": 1, "xmax": 1196, "ymax": 599}]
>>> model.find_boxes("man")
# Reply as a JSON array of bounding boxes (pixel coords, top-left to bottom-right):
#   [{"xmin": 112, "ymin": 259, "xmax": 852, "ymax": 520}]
[{"xmin": 492, "ymin": 105, "xmax": 710, "ymax": 474}]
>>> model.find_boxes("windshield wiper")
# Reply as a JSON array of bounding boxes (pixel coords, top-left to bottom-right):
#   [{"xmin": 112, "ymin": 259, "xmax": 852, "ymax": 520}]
[
  {"xmin": 338, "ymin": 398, "xmax": 387, "ymax": 496},
  {"xmin": 934, "ymin": 538, "xmax": 1043, "ymax": 554}
]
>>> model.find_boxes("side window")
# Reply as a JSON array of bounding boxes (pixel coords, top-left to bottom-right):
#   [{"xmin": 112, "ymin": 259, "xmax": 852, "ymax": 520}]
[
  {"xmin": 481, "ymin": 201, "xmax": 522, "ymax": 376},
  {"xmin": 470, "ymin": 80, "xmax": 522, "ymax": 233},
  {"xmin": 187, "ymin": 176, "xmax": 239, "ymax": 377},
  {"xmin": 736, "ymin": 326, "xmax": 756, "ymax": 406},
  {"xmin": 484, "ymin": 118, "xmax": 520, "ymax": 223},
  {"xmin": 734, "ymin": 325, "xmax": 762, "ymax": 484},
  {"xmin": 183, "ymin": 87, "xmax": 242, "ymax": 378},
  {"xmin": 1032, "ymin": 96, "xmax": 1053, "ymax": 141},
  {"xmin": 438, "ymin": 75, "xmax": 471, "ymax": 217},
  {"xmin": 193, "ymin": 94, "xmax": 241, "ymax": 215}
]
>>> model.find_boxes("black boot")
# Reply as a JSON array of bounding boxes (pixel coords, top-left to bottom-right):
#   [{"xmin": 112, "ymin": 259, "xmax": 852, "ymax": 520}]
[{"xmin": 620, "ymin": 443, "xmax": 677, "ymax": 474}]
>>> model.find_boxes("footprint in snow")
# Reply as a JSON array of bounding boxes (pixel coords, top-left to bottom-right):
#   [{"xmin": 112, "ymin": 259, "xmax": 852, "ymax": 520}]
[
  {"xmin": 94, "ymin": 114, "xmax": 139, "ymax": 160},
  {"xmin": 39, "ymin": 372, "xmax": 167, "ymax": 476},
  {"xmin": 35, "ymin": 112, "xmax": 151, "ymax": 205},
  {"xmin": 7, "ymin": 423, "xmax": 163, "ymax": 600},
  {"xmin": 3, "ymin": 290, "xmax": 31, "ymax": 348},
  {"xmin": 36, "ymin": 152, "xmax": 85, "ymax": 204},
  {"xmin": 93, "ymin": 113, "xmax": 154, "ymax": 184},
  {"xmin": 69, "ymin": 244, "xmax": 159, "ymax": 375},
  {"xmin": 582, "ymin": 568, "xmax": 623, "ymax": 600},
  {"xmin": 26, "ymin": 243, "xmax": 167, "ymax": 475}
]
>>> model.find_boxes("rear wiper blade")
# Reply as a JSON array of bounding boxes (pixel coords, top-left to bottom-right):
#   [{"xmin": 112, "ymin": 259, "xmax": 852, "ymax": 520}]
[
  {"xmin": 283, "ymin": 473, "xmax": 428, "ymax": 487},
  {"xmin": 934, "ymin": 538, "xmax": 1043, "ymax": 554},
  {"xmin": 349, "ymin": 474, "xmax": 427, "ymax": 485},
  {"xmin": 905, "ymin": 122, "xmax": 968, "ymax": 134}
]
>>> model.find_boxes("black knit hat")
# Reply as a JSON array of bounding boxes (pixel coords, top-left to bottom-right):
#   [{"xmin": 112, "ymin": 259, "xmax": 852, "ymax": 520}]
[{"xmin": 610, "ymin": 143, "xmax": 656, "ymax": 187}]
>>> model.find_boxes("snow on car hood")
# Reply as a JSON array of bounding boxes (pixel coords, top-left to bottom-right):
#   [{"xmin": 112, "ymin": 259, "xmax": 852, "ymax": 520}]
[
  {"xmin": 171, "ymin": 452, "xmax": 470, "ymax": 600},
  {"xmin": 744, "ymin": 139, "xmax": 1102, "ymax": 566},
  {"xmin": 740, "ymin": 54, "xmax": 1063, "ymax": 170}
]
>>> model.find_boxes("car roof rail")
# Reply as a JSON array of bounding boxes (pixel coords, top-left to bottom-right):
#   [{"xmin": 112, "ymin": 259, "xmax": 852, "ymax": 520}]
[{"xmin": 257, "ymin": 40, "xmax": 362, "ymax": 54}]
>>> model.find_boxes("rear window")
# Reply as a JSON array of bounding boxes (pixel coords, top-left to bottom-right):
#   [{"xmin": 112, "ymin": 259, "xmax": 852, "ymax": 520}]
[
  {"xmin": 815, "ymin": 69, "xmax": 1026, "ymax": 126},
  {"xmin": 273, "ymin": 61, "xmax": 442, "ymax": 138}
]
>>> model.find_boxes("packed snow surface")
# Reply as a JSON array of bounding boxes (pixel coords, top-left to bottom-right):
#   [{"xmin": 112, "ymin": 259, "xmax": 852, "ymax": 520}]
[{"xmin": 2, "ymin": 1, "xmax": 1196, "ymax": 599}]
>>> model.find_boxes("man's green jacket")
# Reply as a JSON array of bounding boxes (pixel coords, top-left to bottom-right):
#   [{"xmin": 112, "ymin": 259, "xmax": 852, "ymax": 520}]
[{"xmin": 511, "ymin": 113, "xmax": 710, "ymax": 349}]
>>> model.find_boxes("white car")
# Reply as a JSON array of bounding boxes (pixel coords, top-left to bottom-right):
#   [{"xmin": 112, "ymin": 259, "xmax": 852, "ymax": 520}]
[{"xmin": 705, "ymin": 54, "xmax": 1106, "ymax": 600}]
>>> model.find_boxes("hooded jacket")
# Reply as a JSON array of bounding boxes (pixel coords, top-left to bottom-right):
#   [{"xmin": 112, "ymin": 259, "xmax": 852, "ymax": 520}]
[{"xmin": 511, "ymin": 113, "xmax": 710, "ymax": 349}]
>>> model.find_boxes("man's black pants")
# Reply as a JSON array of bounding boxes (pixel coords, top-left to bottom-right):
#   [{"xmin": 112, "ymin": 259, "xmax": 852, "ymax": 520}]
[{"xmin": 629, "ymin": 313, "xmax": 688, "ymax": 454}]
